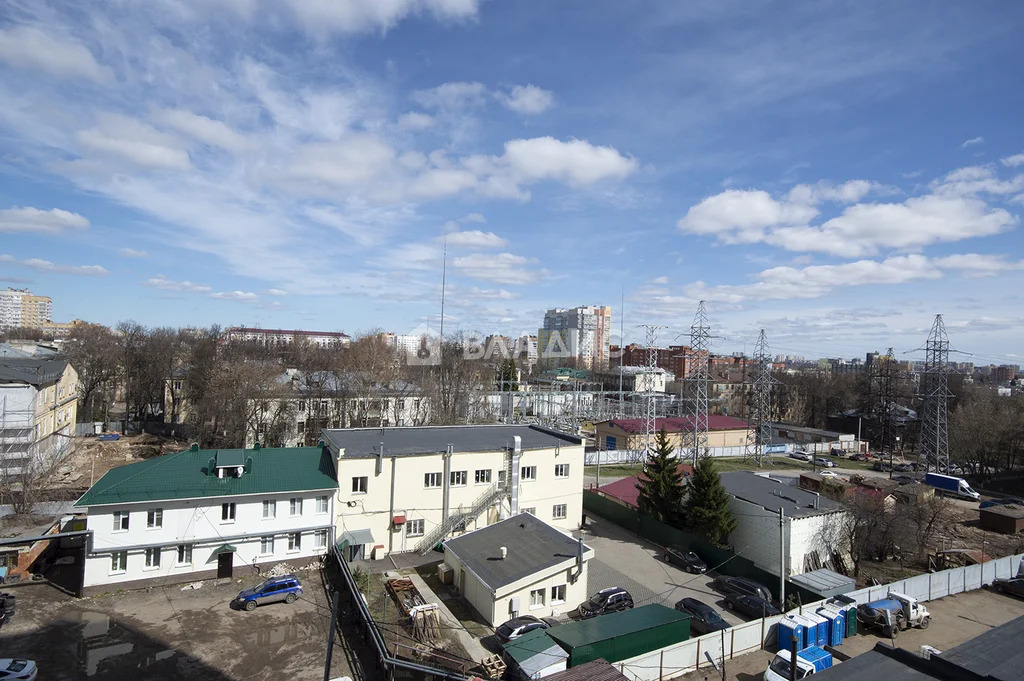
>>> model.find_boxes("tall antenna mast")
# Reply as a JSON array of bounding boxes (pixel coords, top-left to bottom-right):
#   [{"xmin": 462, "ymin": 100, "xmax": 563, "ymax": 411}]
[
  {"xmin": 687, "ymin": 301, "xmax": 711, "ymax": 466},
  {"xmin": 743, "ymin": 329, "xmax": 774, "ymax": 466}
]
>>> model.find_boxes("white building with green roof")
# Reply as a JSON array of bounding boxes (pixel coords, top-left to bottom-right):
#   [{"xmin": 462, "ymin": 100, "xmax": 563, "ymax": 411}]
[{"xmin": 75, "ymin": 443, "xmax": 339, "ymax": 594}]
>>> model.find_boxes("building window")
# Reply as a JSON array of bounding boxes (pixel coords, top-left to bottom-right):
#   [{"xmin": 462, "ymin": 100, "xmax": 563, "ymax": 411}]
[
  {"xmin": 314, "ymin": 529, "xmax": 328, "ymax": 548},
  {"xmin": 551, "ymin": 585, "xmax": 566, "ymax": 604},
  {"xmin": 112, "ymin": 511, "xmax": 129, "ymax": 532},
  {"xmin": 450, "ymin": 470, "xmax": 467, "ymax": 486},
  {"xmin": 521, "ymin": 507, "xmax": 536, "ymax": 516},
  {"xmin": 498, "ymin": 470, "xmax": 507, "ymax": 486},
  {"xmin": 110, "ymin": 551, "xmax": 127, "ymax": 573},
  {"xmin": 552, "ymin": 504, "xmax": 567, "ymax": 520},
  {"xmin": 263, "ymin": 500, "xmax": 276, "ymax": 519},
  {"xmin": 290, "ymin": 498, "xmax": 303, "ymax": 516},
  {"xmin": 407, "ymin": 519, "xmax": 425, "ymax": 537},
  {"xmin": 145, "ymin": 548, "xmax": 161, "ymax": 568},
  {"xmin": 260, "ymin": 536, "xmax": 274, "ymax": 555},
  {"xmin": 147, "ymin": 508, "xmax": 163, "ymax": 528},
  {"xmin": 352, "ymin": 477, "xmax": 367, "ymax": 494},
  {"xmin": 520, "ymin": 466, "xmax": 537, "ymax": 481},
  {"xmin": 221, "ymin": 502, "xmax": 236, "ymax": 522},
  {"xmin": 474, "ymin": 469, "xmax": 491, "ymax": 484},
  {"xmin": 316, "ymin": 495, "xmax": 329, "ymax": 513},
  {"xmin": 298, "ymin": 400, "xmax": 306, "ymax": 412},
  {"xmin": 176, "ymin": 544, "xmax": 192, "ymax": 566},
  {"xmin": 288, "ymin": 532, "xmax": 301, "ymax": 552},
  {"xmin": 424, "ymin": 472, "xmax": 442, "ymax": 489},
  {"xmin": 297, "ymin": 421, "xmax": 305, "ymax": 434},
  {"xmin": 554, "ymin": 464, "xmax": 570, "ymax": 478},
  {"xmin": 530, "ymin": 588, "xmax": 545, "ymax": 608}
]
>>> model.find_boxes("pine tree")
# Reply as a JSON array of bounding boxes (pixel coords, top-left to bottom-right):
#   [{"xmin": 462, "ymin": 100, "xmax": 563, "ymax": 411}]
[
  {"xmin": 635, "ymin": 427, "xmax": 685, "ymax": 524},
  {"xmin": 683, "ymin": 458, "xmax": 737, "ymax": 546}
]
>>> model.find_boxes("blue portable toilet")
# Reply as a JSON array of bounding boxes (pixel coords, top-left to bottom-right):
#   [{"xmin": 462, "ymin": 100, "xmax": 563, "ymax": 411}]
[
  {"xmin": 789, "ymin": 614, "xmax": 816, "ymax": 649},
  {"xmin": 816, "ymin": 606, "xmax": 844, "ymax": 646},
  {"xmin": 804, "ymin": 612, "xmax": 828, "ymax": 647},
  {"xmin": 777, "ymin": 617, "xmax": 805, "ymax": 651}
]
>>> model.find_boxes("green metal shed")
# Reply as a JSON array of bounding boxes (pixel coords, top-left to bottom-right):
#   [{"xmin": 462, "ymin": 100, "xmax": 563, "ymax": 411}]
[
  {"xmin": 547, "ymin": 604, "xmax": 690, "ymax": 666},
  {"xmin": 503, "ymin": 629, "xmax": 569, "ymax": 679}
]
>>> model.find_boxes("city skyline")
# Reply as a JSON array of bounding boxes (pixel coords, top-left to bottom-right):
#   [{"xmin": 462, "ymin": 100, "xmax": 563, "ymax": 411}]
[{"xmin": 1, "ymin": 2, "xmax": 1022, "ymax": 363}]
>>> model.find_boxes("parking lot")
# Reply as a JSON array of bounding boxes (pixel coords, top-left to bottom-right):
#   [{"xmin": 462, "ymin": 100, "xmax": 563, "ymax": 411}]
[{"xmin": 0, "ymin": 567, "xmax": 351, "ymax": 680}]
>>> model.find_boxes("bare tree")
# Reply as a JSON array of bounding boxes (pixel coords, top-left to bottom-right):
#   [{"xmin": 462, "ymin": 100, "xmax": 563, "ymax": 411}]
[{"xmin": 65, "ymin": 322, "xmax": 119, "ymax": 423}]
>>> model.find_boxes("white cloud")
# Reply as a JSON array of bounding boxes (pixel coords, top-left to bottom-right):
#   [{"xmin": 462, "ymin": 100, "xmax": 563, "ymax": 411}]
[
  {"xmin": 209, "ymin": 290, "xmax": 260, "ymax": 302},
  {"xmin": 466, "ymin": 287, "xmax": 519, "ymax": 300},
  {"xmin": 142, "ymin": 275, "xmax": 212, "ymax": 293},
  {"xmin": 961, "ymin": 136, "xmax": 984, "ymax": 147},
  {"xmin": 1002, "ymin": 153, "xmax": 1024, "ymax": 168},
  {"xmin": 285, "ymin": 135, "xmax": 396, "ymax": 186},
  {"xmin": 650, "ymin": 276, "xmax": 670, "ymax": 285},
  {"xmin": 117, "ymin": 248, "xmax": 148, "ymax": 258},
  {"xmin": 460, "ymin": 212, "xmax": 486, "ymax": 223},
  {"xmin": 497, "ymin": 137, "xmax": 638, "ymax": 188},
  {"xmin": 266, "ymin": 288, "xmax": 288, "ymax": 296},
  {"xmin": 397, "ymin": 112, "xmax": 434, "ymax": 131},
  {"xmin": 932, "ymin": 253, "xmax": 1024, "ymax": 277},
  {"xmin": 444, "ymin": 229, "xmax": 508, "ymax": 249},
  {"xmin": 76, "ymin": 113, "xmax": 192, "ymax": 170},
  {"xmin": 452, "ymin": 252, "xmax": 542, "ymax": 285},
  {"xmin": 0, "ymin": 26, "xmax": 111, "ymax": 83},
  {"xmin": 497, "ymin": 84, "xmax": 554, "ymax": 114},
  {"xmin": 152, "ymin": 108, "xmax": 249, "ymax": 152},
  {"xmin": 282, "ymin": 0, "xmax": 480, "ymax": 37},
  {"xmin": 0, "ymin": 207, "xmax": 89, "ymax": 234},
  {"xmin": 411, "ymin": 81, "xmax": 487, "ymax": 110},
  {"xmin": 0, "ymin": 254, "xmax": 108, "ymax": 277}
]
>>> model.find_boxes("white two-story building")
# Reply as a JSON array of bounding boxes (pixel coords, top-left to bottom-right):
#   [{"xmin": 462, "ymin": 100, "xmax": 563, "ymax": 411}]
[
  {"xmin": 322, "ymin": 424, "xmax": 584, "ymax": 560},
  {"xmin": 75, "ymin": 443, "xmax": 338, "ymax": 595}
]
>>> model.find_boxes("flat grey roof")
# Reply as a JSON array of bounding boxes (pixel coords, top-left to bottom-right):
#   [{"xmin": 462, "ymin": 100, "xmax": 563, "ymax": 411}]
[
  {"xmin": 322, "ymin": 424, "xmax": 580, "ymax": 458},
  {"xmin": 444, "ymin": 513, "xmax": 588, "ymax": 592},
  {"xmin": 0, "ymin": 357, "xmax": 69, "ymax": 386},
  {"xmin": 940, "ymin": 613, "xmax": 1024, "ymax": 681},
  {"xmin": 789, "ymin": 568, "xmax": 856, "ymax": 595},
  {"xmin": 721, "ymin": 471, "xmax": 841, "ymax": 518},
  {"xmin": 812, "ymin": 645, "xmax": 942, "ymax": 680}
]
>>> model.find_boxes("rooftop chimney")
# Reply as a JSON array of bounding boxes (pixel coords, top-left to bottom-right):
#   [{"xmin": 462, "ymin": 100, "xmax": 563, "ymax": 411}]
[{"xmin": 500, "ymin": 546, "xmax": 507, "ymax": 560}]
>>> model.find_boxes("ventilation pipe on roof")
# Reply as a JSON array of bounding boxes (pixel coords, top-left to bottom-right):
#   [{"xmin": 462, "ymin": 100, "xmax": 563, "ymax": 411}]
[
  {"xmin": 207, "ymin": 457, "xmax": 216, "ymax": 476},
  {"xmin": 244, "ymin": 457, "xmax": 253, "ymax": 474},
  {"xmin": 573, "ymin": 537, "xmax": 585, "ymax": 582},
  {"xmin": 253, "ymin": 441, "xmax": 261, "ymax": 451},
  {"xmin": 499, "ymin": 546, "xmax": 507, "ymax": 560},
  {"xmin": 191, "ymin": 442, "xmax": 200, "ymax": 452},
  {"xmin": 376, "ymin": 443, "xmax": 384, "ymax": 476}
]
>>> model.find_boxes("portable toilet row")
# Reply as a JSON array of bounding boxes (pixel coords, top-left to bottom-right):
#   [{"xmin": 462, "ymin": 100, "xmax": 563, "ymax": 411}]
[
  {"xmin": 815, "ymin": 605, "xmax": 845, "ymax": 647},
  {"xmin": 777, "ymin": 617, "xmax": 805, "ymax": 651},
  {"xmin": 827, "ymin": 595, "xmax": 859, "ymax": 638},
  {"xmin": 782, "ymin": 613, "xmax": 826, "ymax": 649}
]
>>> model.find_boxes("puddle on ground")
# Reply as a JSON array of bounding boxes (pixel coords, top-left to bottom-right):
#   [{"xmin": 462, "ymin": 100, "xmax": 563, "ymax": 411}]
[{"xmin": 76, "ymin": 610, "xmax": 178, "ymax": 677}]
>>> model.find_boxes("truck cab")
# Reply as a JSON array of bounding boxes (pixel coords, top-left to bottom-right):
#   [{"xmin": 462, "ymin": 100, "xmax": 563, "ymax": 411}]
[{"xmin": 764, "ymin": 646, "xmax": 833, "ymax": 681}]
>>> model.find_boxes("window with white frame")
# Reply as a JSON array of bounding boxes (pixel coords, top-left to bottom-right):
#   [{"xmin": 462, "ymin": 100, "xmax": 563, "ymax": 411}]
[
  {"xmin": 554, "ymin": 464, "xmax": 570, "ymax": 478},
  {"xmin": 521, "ymin": 507, "xmax": 536, "ymax": 515},
  {"xmin": 520, "ymin": 466, "xmax": 537, "ymax": 481},
  {"xmin": 552, "ymin": 504, "xmax": 567, "ymax": 520},
  {"xmin": 474, "ymin": 469, "xmax": 491, "ymax": 484},
  {"xmin": 260, "ymin": 536, "xmax": 274, "ymax": 555},
  {"xmin": 407, "ymin": 519, "xmax": 424, "ymax": 537},
  {"xmin": 551, "ymin": 584, "xmax": 566, "ymax": 603},
  {"xmin": 146, "ymin": 508, "xmax": 163, "ymax": 528},
  {"xmin": 290, "ymin": 498, "xmax": 303, "ymax": 516},
  {"xmin": 424, "ymin": 472, "xmax": 442, "ymax": 489},
  {"xmin": 221, "ymin": 502, "xmax": 236, "ymax": 522},
  {"xmin": 316, "ymin": 495, "xmax": 329, "ymax": 513},
  {"xmin": 145, "ymin": 548, "xmax": 161, "ymax": 568},
  {"xmin": 110, "ymin": 551, "xmax": 127, "ymax": 573},
  {"xmin": 176, "ymin": 544, "xmax": 192, "ymax": 566},
  {"xmin": 530, "ymin": 588, "xmax": 545, "ymax": 607},
  {"xmin": 288, "ymin": 532, "xmax": 302, "ymax": 551},
  {"xmin": 263, "ymin": 500, "xmax": 276, "ymax": 519},
  {"xmin": 450, "ymin": 470, "xmax": 467, "ymax": 486},
  {"xmin": 112, "ymin": 511, "xmax": 129, "ymax": 532},
  {"xmin": 314, "ymin": 529, "xmax": 328, "ymax": 548},
  {"xmin": 351, "ymin": 477, "xmax": 367, "ymax": 494}
]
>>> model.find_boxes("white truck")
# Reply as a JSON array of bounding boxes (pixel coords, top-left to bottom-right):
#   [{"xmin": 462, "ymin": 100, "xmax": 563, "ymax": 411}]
[
  {"xmin": 856, "ymin": 591, "xmax": 930, "ymax": 638},
  {"xmin": 764, "ymin": 645, "xmax": 833, "ymax": 680}
]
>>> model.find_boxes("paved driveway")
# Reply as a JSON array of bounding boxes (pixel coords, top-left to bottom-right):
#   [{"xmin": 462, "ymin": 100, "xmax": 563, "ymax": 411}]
[{"xmin": 575, "ymin": 514, "xmax": 746, "ymax": 627}]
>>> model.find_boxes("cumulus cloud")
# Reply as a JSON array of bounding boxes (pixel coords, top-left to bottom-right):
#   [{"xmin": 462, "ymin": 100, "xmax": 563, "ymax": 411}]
[
  {"xmin": 0, "ymin": 207, "xmax": 90, "ymax": 234},
  {"xmin": 932, "ymin": 253, "xmax": 1024, "ymax": 277},
  {"xmin": 453, "ymin": 252, "xmax": 542, "ymax": 285},
  {"xmin": 444, "ymin": 229, "xmax": 508, "ymax": 249},
  {"xmin": 0, "ymin": 26, "xmax": 111, "ymax": 83},
  {"xmin": 266, "ymin": 288, "xmax": 288, "ymax": 296},
  {"xmin": 1002, "ymin": 153, "xmax": 1024, "ymax": 167},
  {"xmin": 209, "ymin": 290, "xmax": 260, "ymax": 302},
  {"xmin": 961, "ymin": 136, "xmax": 984, "ymax": 148},
  {"xmin": 495, "ymin": 137, "xmax": 638, "ymax": 189},
  {"xmin": 76, "ymin": 113, "xmax": 192, "ymax": 170},
  {"xmin": 0, "ymin": 254, "xmax": 108, "ymax": 277},
  {"xmin": 143, "ymin": 275, "xmax": 212, "ymax": 293},
  {"xmin": 152, "ymin": 108, "xmax": 249, "ymax": 152},
  {"xmin": 117, "ymin": 248, "xmax": 148, "ymax": 258},
  {"xmin": 497, "ymin": 84, "xmax": 554, "ymax": 114}
]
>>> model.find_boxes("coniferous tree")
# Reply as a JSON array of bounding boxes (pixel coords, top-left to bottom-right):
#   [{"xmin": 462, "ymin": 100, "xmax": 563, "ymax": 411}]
[
  {"xmin": 683, "ymin": 458, "xmax": 737, "ymax": 546},
  {"xmin": 636, "ymin": 427, "xmax": 685, "ymax": 524}
]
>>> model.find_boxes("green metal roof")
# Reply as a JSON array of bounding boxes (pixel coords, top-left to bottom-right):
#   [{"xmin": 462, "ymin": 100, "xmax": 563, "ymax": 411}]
[
  {"xmin": 546, "ymin": 604, "xmax": 687, "ymax": 649},
  {"xmin": 503, "ymin": 629, "xmax": 566, "ymax": 665},
  {"xmin": 215, "ymin": 450, "xmax": 245, "ymax": 468},
  {"xmin": 75, "ymin": 446, "xmax": 337, "ymax": 507}
]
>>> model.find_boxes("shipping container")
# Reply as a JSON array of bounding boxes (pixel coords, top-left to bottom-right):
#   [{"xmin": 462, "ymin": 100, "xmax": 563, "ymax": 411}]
[{"xmin": 547, "ymin": 604, "xmax": 690, "ymax": 666}]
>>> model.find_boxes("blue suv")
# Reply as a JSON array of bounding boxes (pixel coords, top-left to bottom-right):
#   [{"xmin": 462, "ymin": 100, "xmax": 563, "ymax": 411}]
[{"xmin": 234, "ymin": 575, "xmax": 302, "ymax": 611}]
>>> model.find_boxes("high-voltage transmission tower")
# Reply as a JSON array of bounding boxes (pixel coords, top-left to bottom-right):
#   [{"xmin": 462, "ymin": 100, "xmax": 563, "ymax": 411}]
[
  {"xmin": 686, "ymin": 301, "xmax": 711, "ymax": 466},
  {"xmin": 743, "ymin": 329, "xmax": 775, "ymax": 466},
  {"xmin": 637, "ymin": 324, "xmax": 666, "ymax": 462},
  {"xmin": 916, "ymin": 315, "xmax": 953, "ymax": 474},
  {"xmin": 872, "ymin": 348, "xmax": 900, "ymax": 476}
]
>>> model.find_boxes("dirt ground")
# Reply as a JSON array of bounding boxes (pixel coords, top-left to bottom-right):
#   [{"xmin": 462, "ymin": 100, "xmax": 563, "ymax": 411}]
[{"xmin": 0, "ymin": 566, "xmax": 355, "ymax": 680}]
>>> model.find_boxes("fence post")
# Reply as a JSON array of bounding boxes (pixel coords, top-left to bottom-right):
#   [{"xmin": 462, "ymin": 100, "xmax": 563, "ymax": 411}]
[
  {"xmin": 928, "ymin": 573, "xmax": 932, "ymax": 600},
  {"xmin": 695, "ymin": 637, "xmax": 701, "ymax": 675},
  {"xmin": 659, "ymin": 650, "xmax": 664, "ymax": 681}
]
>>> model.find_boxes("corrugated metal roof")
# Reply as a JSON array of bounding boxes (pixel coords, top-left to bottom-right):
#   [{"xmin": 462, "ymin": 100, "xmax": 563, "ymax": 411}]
[
  {"xmin": 544, "ymin": 659, "xmax": 630, "ymax": 681},
  {"xmin": 547, "ymin": 604, "xmax": 687, "ymax": 648},
  {"xmin": 503, "ymin": 629, "xmax": 567, "ymax": 666},
  {"xmin": 323, "ymin": 424, "xmax": 580, "ymax": 458},
  {"xmin": 598, "ymin": 415, "xmax": 749, "ymax": 434},
  {"xmin": 789, "ymin": 569, "xmax": 855, "ymax": 596},
  {"xmin": 75, "ymin": 446, "xmax": 337, "ymax": 507}
]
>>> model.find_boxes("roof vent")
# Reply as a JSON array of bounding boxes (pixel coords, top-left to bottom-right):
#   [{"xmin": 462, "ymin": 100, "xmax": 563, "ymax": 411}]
[
  {"xmin": 191, "ymin": 442, "xmax": 200, "ymax": 452},
  {"xmin": 207, "ymin": 457, "xmax": 216, "ymax": 476},
  {"xmin": 499, "ymin": 546, "xmax": 507, "ymax": 560}
]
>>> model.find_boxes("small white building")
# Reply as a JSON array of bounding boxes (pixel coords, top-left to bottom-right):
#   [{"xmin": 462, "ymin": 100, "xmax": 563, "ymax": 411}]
[
  {"xmin": 323, "ymin": 425, "xmax": 585, "ymax": 560},
  {"xmin": 442, "ymin": 512, "xmax": 593, "ymax": 627},
  {"xmin": 74, "ymin": 443, "xmax": 338, "ymax": 595}
]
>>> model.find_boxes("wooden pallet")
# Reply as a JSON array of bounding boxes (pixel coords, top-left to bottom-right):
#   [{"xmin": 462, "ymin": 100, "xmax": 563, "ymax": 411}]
[{"xmin": 480, "ymin": 654, "xmax": 506, "ymax": 680}]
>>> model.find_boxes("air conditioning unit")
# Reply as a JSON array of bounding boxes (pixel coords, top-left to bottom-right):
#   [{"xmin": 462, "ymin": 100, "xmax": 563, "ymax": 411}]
[{"xmin": 437, "ymin": 563, "xmax": 453, "ymax": 585}]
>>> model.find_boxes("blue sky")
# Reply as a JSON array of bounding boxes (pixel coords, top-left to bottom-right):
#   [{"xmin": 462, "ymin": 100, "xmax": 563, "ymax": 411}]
[{"xmin": 1, "ymin": 1, "xmax": 1022, "ymax": 363}]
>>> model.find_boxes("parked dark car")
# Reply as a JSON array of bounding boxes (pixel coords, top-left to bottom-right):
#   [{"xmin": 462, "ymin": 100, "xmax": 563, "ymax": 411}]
[
  {"xmin": 872, "ymin": 461, "xmax": 893, "ymax": 472},
  {"xmin": 850, "ymin": 452, "xmax": 872, "ymax": 461},
  {"xmin": 992, "ymin": 577, "xmax": 1024, "ymax": 598},
  {"xmin": 980, "ymin": 498, "xmax": 1024, "ymax": 509},
  {"xmin": 893, "ymin": 463, "xmax": 914, "ymax": 473},
  {"xmin": 233, "ymin": 575, "xmax": 303, "ymax": 611},
  {"xmin": 496, "ymin": 615, "xmax": 550, "ymax": 643},
  {"xmin": 712, "ymin": 575, "xmax": 773, "ymax": 602},
  {"xmin": 0, "ymin": 593, "xmax": 14, "ymax": 628},
  {"xmin": 892, "ymin": 474, "xmax": 918, "ymax": 485},
  {"xmin": 663, "ymin": 546, "xmax": 707, "ymax": 573},
  {"xmin": 723, "ymin": 592, "xmax": 781, "ymax": 618},
  {"xmin": 578, "ymin": 587, "xmax": 633, "ymax": 618},
  {"xmin": 674, "ymin": 597, "xmax": 728, "ymax": 635}
]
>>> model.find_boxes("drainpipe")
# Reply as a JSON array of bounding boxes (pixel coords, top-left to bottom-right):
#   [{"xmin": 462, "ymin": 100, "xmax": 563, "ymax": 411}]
[
  {"xmin": 779, "ymin": 507, "xmax": 786, "ymax": 608},
  {"xmin": 388, "ymin": 456, "xmax": 397, "ymax": 554},
  {"xmin": 442, "ymin": 444, "xmax": 452, "ymax": 524}
]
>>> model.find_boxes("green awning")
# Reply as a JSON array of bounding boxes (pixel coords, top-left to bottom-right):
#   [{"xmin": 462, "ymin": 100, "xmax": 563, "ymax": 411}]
[
  {"xmin": 211, "ymin": 544, "xmax": 237, "ymax": 555},
  {"xmin": 337, "ymin": 528, "xmax": 374, "ymax": 549}
]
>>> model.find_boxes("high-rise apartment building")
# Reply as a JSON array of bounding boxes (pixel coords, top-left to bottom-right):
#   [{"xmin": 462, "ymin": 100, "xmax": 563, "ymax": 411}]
[
  {"xmin": 0, "ymin": 288, "xmax": 52, "ymax": 330},
  {"xmin": 538, "ymin": 305, "xmax": 612, "ymax": 370}
]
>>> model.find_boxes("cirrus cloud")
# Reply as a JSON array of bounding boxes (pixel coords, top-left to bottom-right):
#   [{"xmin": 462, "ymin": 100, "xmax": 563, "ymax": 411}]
[{"xmin": 0, "ymin": 254, "xmax": 108, "ymax": 277}]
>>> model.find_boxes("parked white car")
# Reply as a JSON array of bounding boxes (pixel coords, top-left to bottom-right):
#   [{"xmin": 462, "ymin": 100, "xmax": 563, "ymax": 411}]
[
  {"xmin": 819, "ymin": 470, "xmax": 840, "ymax": 479},
  {"xmin": 790, "ymin": 451, "xmax": 811, "ymax": 462}
]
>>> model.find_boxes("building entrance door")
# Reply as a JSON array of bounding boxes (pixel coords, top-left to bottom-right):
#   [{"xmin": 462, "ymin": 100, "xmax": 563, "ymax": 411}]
[{"xmin": 217, "ymin": 552, "xmax": 233, "ymax": 579}]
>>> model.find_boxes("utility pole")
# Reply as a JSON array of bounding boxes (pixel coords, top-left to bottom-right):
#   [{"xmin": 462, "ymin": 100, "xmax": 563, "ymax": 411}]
[
  {"xmin": 637, "ymin": 324, "xmax": 666, "ymax": 463},
  {"xmin": 687, "ymin": 301, "xmax": 711, "ymax": 466},
  {"xmin": 914, "ymin": 315, "xmax": 957, "ymax": 474},
  {"xmin": 744, "ymin": 330, "xmax": 775, "ymax": 466}
]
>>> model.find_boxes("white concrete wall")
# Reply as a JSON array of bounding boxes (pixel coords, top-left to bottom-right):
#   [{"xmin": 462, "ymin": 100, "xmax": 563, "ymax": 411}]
[{"xmin": 83, "ymin": 490, "xmax": 334, "ymax": 589}]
